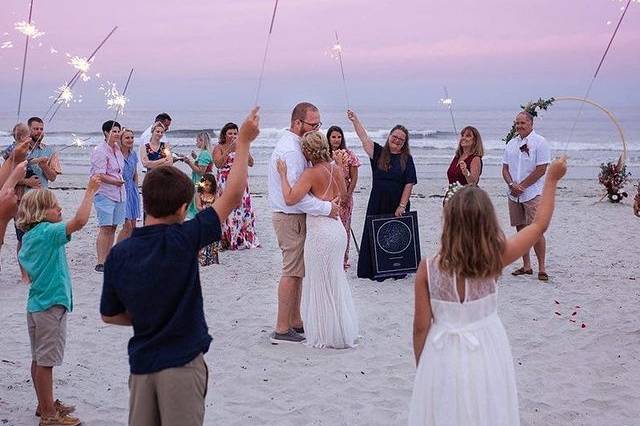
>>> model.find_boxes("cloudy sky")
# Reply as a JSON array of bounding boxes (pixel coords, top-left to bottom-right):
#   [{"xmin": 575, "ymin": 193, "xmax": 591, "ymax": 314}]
[{"xmin": 1, "ymin": 0, "xmax": 638, "ymax": 111}]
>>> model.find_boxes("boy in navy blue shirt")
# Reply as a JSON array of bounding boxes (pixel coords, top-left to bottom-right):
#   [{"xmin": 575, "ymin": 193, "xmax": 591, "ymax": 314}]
[{"xmin": 100, "ymin": 108, "xmax": 260, "ymax": 426}]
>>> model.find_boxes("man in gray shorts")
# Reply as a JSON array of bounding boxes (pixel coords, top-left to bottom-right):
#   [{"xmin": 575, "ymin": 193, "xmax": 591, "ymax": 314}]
[
  {"xmin": 502, "ymin": 111, "xmax": 552, "ymax": 281},
  {"xmin": 268, "ymin": 102, "xmax": 339, "ymax": 344}
]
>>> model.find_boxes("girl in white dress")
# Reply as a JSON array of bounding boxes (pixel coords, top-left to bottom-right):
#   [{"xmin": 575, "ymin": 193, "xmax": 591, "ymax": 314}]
[
  {"xmin": 277, "ymin": 131, "xmax": 359, "ymax": 349},
  {"xmin": 409, "ymin": 157, "xmax": 567, "ymax": 425}
]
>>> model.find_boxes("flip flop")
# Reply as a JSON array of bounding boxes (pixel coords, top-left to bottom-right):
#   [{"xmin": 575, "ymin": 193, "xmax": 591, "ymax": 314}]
[
  {"xmin": 511, "ymin": 267, "xmax": 533, "ymax": 276},
  {"xmin": 538, "ymin": 272, "xmax": 549, "ymax": 281}
]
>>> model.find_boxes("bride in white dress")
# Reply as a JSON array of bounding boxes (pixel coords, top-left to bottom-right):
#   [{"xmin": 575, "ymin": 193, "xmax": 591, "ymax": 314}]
[{"xmin": 277, "ymin": 131, "xmax": 359, "ymax": 349}]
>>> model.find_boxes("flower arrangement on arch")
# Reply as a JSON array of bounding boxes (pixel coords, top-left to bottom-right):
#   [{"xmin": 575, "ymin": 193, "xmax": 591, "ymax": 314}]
[
  {"xmin": 503, "ymin": 97, "xmax": 555, "ymax": 143},
  {"xmin": 598, "ymin": 161, "xmax": 631, "ymax": 203}
]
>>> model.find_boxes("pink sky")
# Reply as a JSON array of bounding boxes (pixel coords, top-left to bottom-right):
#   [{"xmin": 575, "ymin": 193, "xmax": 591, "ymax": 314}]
[{"xmin": 1, "ymin": 0, "xmax": 639, "ymax": 109}]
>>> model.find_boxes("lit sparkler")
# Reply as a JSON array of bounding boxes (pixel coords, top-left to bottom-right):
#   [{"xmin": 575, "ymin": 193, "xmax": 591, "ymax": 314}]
[
  {"xmin": 16, "ymin": 0, "xmax": 37, "ymax": 121},
  {"xmin": 14, "ymin": 21, "xmax": 44, "ymax": 39},
  {"xmin": 68, "ymin": 55, "xmax": 92, "ymax": 81},
  {"xmin": 100, "ymin": 82, "xmax": 129, "ymax": 114},
  {"xmin": 51, "ymin": 84, "xmax": 74, "ymax": 107},
  {"xmin": 45, "ymin": 26, "xmax": 118, "ymax": 122},
  {"xmin": 57, "ymin": 134, "xmax": 90, "ymax": 153},
  {"xmin": 441, "ymin": 86, "xmax": 457, "ymax": 134},
  {"xmin": 563, "ymin": 0, "xmax": 633, "ymax": 152},
  {"xmin": 255, "ymin": 0, "xmax": 279, "ymax": 105},
  {"xmin": 331, "ymin": 31, "xmax": 350, "ymax": 108}
]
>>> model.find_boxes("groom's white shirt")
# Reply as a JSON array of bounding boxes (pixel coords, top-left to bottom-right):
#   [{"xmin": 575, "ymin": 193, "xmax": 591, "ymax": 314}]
[{"xmin": 269, "ymin": 130, "xmax": 332, "ymax": 216}]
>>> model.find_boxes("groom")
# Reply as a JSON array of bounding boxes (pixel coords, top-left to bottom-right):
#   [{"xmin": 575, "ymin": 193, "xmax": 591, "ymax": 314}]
[{"xmin": 268, "ymin": 102, "xmax": 339, "ymax": 344}]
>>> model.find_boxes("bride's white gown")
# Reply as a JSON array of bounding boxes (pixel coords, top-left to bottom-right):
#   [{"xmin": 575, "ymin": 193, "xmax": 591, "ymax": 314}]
[{"xmin": 302, "ymin": 164, "xmax": 359, "ymax": 349}]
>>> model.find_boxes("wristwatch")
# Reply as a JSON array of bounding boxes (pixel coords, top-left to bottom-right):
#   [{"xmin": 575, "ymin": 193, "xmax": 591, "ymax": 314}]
[{"xmin": 508, "ymin": 182, "xmax": 514, "ymax": 187}]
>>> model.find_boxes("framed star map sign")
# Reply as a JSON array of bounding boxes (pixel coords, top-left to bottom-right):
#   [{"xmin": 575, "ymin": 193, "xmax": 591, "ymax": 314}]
[{"xmin": 367, "ymin": 211, "xmax": 421, "ymax": 279}]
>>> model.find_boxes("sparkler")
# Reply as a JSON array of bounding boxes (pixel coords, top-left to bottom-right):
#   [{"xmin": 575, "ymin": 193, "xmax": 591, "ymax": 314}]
[
  {"xmin": 563, "ymin": 0, "xmax": 632, "ymax": 152},
  {"xmin": 57, "ymin": 133, "xmax": 90, "ymax": 153},
  {"xmin": 14, "ymin": 20, "xmax": 44, "ymax": 39},
  {"xmin": 53, "ymin": 84, "xmax": 74, "ymax": 106},
  {"xmin": 254, "ymin": 0, "xmax": 279, "ymax": 105},
  {"xmin": 440, "ymin": 86, "xmax": 457, "ymax": 134},
  {"xmin": 45, "ymin": 26, "xmax": 118, "ymax": 122},
  {"xmin": 67, "ymin": 55, "xmax": 92, "ymax": 81},
  {"xmin": 332, "ymin": 31, "xmax": 350, "ymax": 108},
  {"xmin": 16, "ymin": 0, "xmax": 36, "ymax": 121}
]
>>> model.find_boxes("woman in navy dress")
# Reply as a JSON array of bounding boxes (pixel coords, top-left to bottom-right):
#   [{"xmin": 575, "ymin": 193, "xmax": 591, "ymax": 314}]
[{"xmin": 346, "ymin": 110, "xmax": 417, "ymax": 281}]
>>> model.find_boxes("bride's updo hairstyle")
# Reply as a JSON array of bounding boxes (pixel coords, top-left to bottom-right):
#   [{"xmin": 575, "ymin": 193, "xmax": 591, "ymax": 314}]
[{"xmin": 301, "ymin": 131, "xmax": 332, "ymax": 165}]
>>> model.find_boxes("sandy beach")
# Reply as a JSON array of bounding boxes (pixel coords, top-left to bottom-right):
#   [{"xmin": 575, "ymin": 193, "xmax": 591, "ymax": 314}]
[{"xmin": 1, "ymin": 166, "xmax": 639, "ymax": 425}]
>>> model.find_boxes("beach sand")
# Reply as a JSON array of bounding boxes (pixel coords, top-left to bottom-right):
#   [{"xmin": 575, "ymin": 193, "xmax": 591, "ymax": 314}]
[{"xmin": 1, "ymin": 168, "xmax": 639, "ymax": 426}]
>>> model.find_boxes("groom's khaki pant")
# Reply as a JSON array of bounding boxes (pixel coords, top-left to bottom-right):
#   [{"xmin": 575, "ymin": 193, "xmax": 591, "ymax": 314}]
[{"xmin": 273, "ymin": 212, "xmax": 306, "ymax": 278}]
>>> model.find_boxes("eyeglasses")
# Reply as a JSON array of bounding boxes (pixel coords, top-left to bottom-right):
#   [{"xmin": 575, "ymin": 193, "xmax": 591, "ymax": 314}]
[
  {"xmin": 300, "ymin": 120, "xmax": 322, "ymax": 130},
  {"xmin": 390, "ymin": 134, "xmax": 406, "ymax": 143}
]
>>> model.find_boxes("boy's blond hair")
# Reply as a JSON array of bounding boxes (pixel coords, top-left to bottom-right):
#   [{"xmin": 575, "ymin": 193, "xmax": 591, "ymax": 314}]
[
  {"xmin": 438, "ymin": 186, "xmax": 505, "ymax": 279},
  {"xmin": 16, "ymin": 189, "xmax": 57, "ymax": 231}
]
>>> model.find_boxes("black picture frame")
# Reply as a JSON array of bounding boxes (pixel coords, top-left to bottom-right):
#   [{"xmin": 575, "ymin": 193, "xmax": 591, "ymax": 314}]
[{"xmin": 366, "ymin": 211, "xmax": 421, "ymax": 279}]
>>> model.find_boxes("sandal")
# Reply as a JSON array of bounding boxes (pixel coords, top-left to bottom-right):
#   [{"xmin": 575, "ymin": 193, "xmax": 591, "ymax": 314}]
[
  {"xmin": 511, "ymin": 267, "xmax": 533, "ymax": 276},
  {"xmin": 538, "ymin": 272, "xmax": 549, "ymax": 281}
]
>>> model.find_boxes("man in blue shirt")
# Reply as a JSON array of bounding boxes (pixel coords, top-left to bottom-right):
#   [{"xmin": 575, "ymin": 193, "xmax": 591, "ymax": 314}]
[{"xmin": 100, "ymin": 108, "xmax": 259, "ymax": 426}]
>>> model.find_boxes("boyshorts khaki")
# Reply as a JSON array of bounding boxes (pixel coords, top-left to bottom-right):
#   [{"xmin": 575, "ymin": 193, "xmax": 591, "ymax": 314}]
[
  {"xmin": 508, "ymin": 195, "xmax": 541, "ymax": 227},
  {"xmin": 272, "ymin": 212, "xmax": 306, "ymax": 278},
  {"xmin": 27, "ymin": 305, "xmax": 67, "ymax": 367},
  {"xmin": 129, "ymin": 353, "xmax": 208, "ymax": 426}
]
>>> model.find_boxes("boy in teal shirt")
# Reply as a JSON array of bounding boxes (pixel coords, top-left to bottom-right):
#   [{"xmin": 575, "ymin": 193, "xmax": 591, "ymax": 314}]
[{"xmin": 17, "ymin": 176, "xmax": 100, "ymax": 426}]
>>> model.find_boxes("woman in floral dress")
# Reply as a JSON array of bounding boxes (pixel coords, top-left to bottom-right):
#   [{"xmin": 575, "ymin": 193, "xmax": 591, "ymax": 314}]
[
  {"xmin": 327, "ymin": 125, "xmax": 360, "ymax": 269},
  {"xmin": 213, "ymin": 122, "xmax": 260, "ymax": 250},
  {"xmin": 195, "ymin": 174, "xmax": 220, "ymax": 266}
]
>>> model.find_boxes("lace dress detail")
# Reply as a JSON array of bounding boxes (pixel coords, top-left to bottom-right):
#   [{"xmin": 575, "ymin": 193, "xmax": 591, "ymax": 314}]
[
  {"xmin": 408, "ymin": 257, "xmax": 519, "ymax": 425},
  {"xmin": 302, "ymin": 163, "xmax": 359, "ymax": 348}
]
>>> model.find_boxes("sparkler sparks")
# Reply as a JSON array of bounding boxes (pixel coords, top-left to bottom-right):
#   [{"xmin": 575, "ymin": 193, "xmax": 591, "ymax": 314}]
[
  {"xmin": 1, "ymin": 41, "xmax": 13, "ymax": 49},
  {"xmin": 100, "ymin": 82, "xmax": 129, "ymax": 114},
  {"xmin": 57, "ymin": 134, "xmax": 90, "ymax": 153},
  {"xmin": 51, "ymin": 84, "xmax": 75, "ymax": 106},
  {"xmin": 68, "ymin": 55, "xmax": 92, "ymax": 81},
  {"xmin": 440, "ymin": 98, "xmax": 453, "ymax": 106},
  {"xmin": 14, "ymin": 21, "xmax": 44, "ymax": 39}
]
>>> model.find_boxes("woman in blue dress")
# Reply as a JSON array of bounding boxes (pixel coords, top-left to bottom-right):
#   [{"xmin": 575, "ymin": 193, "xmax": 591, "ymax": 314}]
[
  {"xmin": 346, "ymin": 110, "xmax": 417, "ymax": 281},
  {"xmin": 117, "ymin": 128, "xmax": 140, "ymax": 242}
]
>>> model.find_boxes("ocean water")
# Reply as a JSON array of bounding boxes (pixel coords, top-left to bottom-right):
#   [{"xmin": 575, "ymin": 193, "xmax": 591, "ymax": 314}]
[{"xmin": 1, "ymin": 105, "xmax": 639, "ymax": 180}]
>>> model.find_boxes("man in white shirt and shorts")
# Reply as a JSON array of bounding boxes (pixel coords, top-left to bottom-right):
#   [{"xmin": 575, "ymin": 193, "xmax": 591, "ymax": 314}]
[
  {"xmin": 502, "ymin": 111, "xmax": 552, "ymax": 281},
  {"xmin": 268, "ymin": 102, "xmax": 339, "ymax": 344}
]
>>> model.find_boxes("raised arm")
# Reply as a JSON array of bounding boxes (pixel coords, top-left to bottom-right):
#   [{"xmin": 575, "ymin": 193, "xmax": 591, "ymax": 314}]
[
  {"xmin": 213, "ymin": 108, "xmax": 260, "ymax": 221},
  {"xmin": 347, "ymin": 110, "xmax": 375, "ymax": 158},
  {"xmin": 0, "ymin": 139, "xmax": 29, "ymax": 188},
  {"xmin": 347, "ymin": 165, "xmax": 358, "ymax": 196},
  {"xmin": 66, "ymin": 175, "xmax": 101, "ymax": 235},
  {"xmin": 502, "ymin": 157, "xmax": 567, "ymax": 267}
]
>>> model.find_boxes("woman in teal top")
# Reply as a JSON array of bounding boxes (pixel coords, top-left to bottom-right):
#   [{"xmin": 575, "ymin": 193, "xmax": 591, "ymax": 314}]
[{"xmin": 184, "ymin": 131, "xmax": 213, "ymax": 218}]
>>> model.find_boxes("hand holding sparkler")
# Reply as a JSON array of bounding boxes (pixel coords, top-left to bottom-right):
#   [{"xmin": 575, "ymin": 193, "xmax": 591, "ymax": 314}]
[
  {"xmin": 86, "ymin": 175, "xmax": 102, "ymax": 195},
  {"xmin": 238, "ymin": 107, "xmax": 261, "ymax": 145}
]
